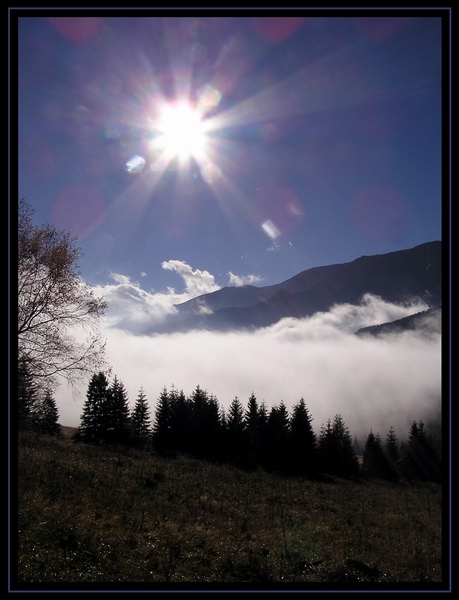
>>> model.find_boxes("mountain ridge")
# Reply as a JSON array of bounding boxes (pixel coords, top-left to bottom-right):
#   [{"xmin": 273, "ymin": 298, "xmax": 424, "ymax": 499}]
[{"xmin": 147, "ymin": 241, "xmax": 442, "ymax": 334}]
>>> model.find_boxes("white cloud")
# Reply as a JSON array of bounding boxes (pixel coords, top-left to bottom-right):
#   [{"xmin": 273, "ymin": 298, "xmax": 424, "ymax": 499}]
[
  {"xmin": 161, "ymin": 259, "xmax": 220, "ymax": 297},
  {"xmin": 91, "ymin": 262, "xmax": 266, "ymax": 333},
  {"xmin": 109, "ymin": 271, "xmax": 135, "ymax": 286},
  {"xmin": 228, "ymin": 271, "xmax": 263, "ymax": 287},
  {"xmin": 92, "ymin": 262, "xmax": 221, "ymax": 333},
  {"xmin": 193, "ymin": 297, "xmax": 214, "ymax": 315},
  {"xmin": 55, "ymin": 295, "xmax": 443, "ymax": 445},
  {"xmin": 93, "ymin": 273, "xmax": 180, "ymax": 334}
]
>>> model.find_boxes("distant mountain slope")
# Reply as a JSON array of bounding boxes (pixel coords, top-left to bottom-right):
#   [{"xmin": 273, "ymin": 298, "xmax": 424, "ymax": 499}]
[
  {"xmin": 148, "ymin": 241, "xmax": 442, "ymax": 334},
  {"xmin": 355, "ymin": 306, "xmax": 442, "ymax": 338}
]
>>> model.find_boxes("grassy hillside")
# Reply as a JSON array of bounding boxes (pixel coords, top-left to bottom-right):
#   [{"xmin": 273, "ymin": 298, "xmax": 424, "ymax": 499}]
[{"xmin": 14, "ymin": 429, "xmax": 445, "ymax": 589}]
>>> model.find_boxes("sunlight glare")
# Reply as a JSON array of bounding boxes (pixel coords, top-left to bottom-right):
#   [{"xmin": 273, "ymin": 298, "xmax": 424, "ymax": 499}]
[{"xmin": 157, "ymin": 103, "xmax": 207, "ymax": 161}]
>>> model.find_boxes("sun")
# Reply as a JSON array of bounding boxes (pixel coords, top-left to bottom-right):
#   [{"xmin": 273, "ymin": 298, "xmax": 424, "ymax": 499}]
[{"xmin": 156, "ymin": 102, "xmax": 207, "ymax": 162}]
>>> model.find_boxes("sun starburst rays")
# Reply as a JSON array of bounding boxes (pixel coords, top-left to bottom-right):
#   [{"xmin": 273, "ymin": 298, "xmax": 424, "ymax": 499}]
[
  {"xmin": 118, "ymin": 57, "xmax": 329, "ymax": 246},
  {"xmin": 154, "ymin": 102, "xmax": 208, "ymax": 163}
]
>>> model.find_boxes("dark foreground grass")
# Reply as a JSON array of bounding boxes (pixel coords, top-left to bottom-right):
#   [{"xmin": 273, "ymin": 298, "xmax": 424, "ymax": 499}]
[{"xmin": 14, "ymin": 430, "xmax": 444, "ymax": 588}]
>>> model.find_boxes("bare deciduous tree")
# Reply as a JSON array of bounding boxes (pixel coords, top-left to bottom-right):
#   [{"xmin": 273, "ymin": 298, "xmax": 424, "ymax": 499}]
[{"xmin": 18, "ymin": 197, "xmax": 107, "ymax": 388}]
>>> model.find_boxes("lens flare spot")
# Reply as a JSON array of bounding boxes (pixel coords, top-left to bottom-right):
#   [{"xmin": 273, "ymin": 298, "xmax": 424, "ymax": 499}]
[
  {"xmin": 352, "ymin": 17, "xmax": 409, "ymax": 43},
  {"xmin": 126, "ymin": 155, "xmax": 146, "ymax": 174},
  {"xmin": 48, "ymin": 17, "xmax": 105, "ymax": 43},
  {"xmin": 252, "ymin": 185, "xmax": 304, "ymax": 238},
  {"xmin": 189, "ymin": 41, "xmax": 207, "ymax": 62},
  {"xmin": 261, "ymin": 122, "xmax": 281, "ymax": 142},
  {"xmin": 201, "ymin": 163, "xmax": 222, "ymax": 184},
  {"xmin": 198, "ymin": 84, "xmax": 222, "ymax": 110},
  {"xmin": 249, "ymin": 17, "xmax": 306, "ymax": 44},
  {"xmin": 262, "ymin": 219, "xmax": 281, "ymax": 240}
]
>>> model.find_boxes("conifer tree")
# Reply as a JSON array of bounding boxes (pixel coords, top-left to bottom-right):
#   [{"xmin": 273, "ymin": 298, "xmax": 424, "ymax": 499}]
[
  {"xmin": 290, "ymin": 398, "xmax": 317, "ymax": 476},
  {"xmin": 403, "ymin": 420, "xmax": 420, "ymax": 481},
  {"xmin": 106, "ymin": 376, "xmax": 130, "ymax": 444},
  {"xmin": 32, "ymin": 387, "xmax": 61, "ymax": 435},
  {"xmin": 131, "ymin": 387, "xmax": 151, "ymax": 447},
  {"xmin": 18, "ymin": 356, "xmax": 38, "ymax": 431},
  {"xmin": 258, "ymin": 401, "xmax": 268, "ymax": 429},
  {"xmin": 318, "ymin": 414, "xmax": 359, "ymax": 478},
  {"xmin": 318, "ymin": 418, "xmax": 335, "ymax": 475},
  {"xmin": 363, "ymin": 430, "xmax": 390, "ymax": 479},
  {"xmin": 227, "ymin": 396, "xmax": 245, "ymax": 432},
  {"xmin": 78, "ymin": 372, "xmax": 110, "ymax": 443},
  {"xmin": 225, "ymin": 396, "xmax": 247, "ymax": 465},
  {"xmin": 256, "ymin": 400, "xmax": 269, "ymax": 470},
  {"xmin": 264, "ymin": 402, "xmax": 290, "ymax": 473},
  {"xmin": 408, "ymin": 420, "xmax": 419, "ymax": 443},
  {"xmin": 385, "ymin": 425, "xmax": 401, "ymax": 482},
  {"xmin": 245, "ymin": 393, "xmax": 263, "ymax": 468},
  {"xmin": 169, "ymin": 388, "xmax": 192, "ymax": 454},
  {"xmin": 220, "ymin": 407, "xmax": 227, "ymax": 432},
  {"xmin": 404, "ymin": 419, "xmax": 441, "ymax": 482},
  {"xmin": 245, "ymin": 393, "xmax": 259, "ymax": 431},
  {"xmin": 363, "ymin": 430, "xmax": 377, "ymax": 477},
  {"xmin": 188, "ymin": 386, "xmax": 222, "ymax": 460},
  {"xmin": 205, "ymin": 394, "xmax": 224, "ymax": 461},
  {"xmin": 334, "ymin": 413, "xmax": 359, "ymax": 477},
  {"xmin": 189, "ymin": 385, "xmax": 209, "ymax": 458},
  {"xmin": 152, "ymin": 387, "xmax": 173, "ymax": 454}
]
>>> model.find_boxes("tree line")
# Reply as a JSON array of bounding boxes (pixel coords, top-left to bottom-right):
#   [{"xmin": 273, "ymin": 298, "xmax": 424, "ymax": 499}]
[{"xmin": 18, "ymin": 364, "xmax": 442, "ymax": 484}]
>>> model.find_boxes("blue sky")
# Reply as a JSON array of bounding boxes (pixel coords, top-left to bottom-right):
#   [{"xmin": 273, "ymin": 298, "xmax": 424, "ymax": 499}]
[
  {"xmin": 14, "ymin": 10, "xmax": 446, "ymax": 431},
  {"xmin": 18, "ymin": 11, "xmax": 444, "ymax": 293}
]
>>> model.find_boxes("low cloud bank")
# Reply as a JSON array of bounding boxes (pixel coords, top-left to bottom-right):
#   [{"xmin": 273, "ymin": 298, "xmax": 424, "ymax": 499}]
[{"xmin": 57, "ymin": 294, "xmax": 442, "ymax": 443}]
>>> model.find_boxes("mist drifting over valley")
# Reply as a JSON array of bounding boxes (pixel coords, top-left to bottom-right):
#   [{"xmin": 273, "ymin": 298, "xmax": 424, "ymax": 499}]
[{"xmin": 59, "ymin": 288, "xmax": 442, "ymax": 443}]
